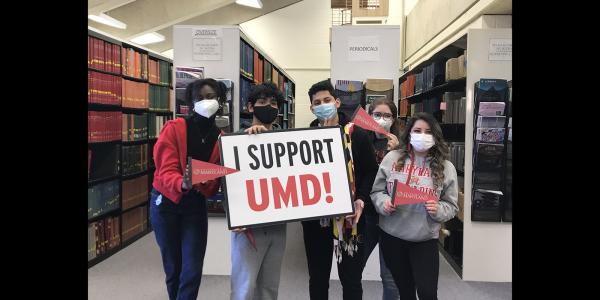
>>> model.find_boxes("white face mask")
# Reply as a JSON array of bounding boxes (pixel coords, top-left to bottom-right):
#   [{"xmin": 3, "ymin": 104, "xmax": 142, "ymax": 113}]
[
  {"xmin": 375, "ymin": 118, "xmax": 393, "ymax": 132},
  {"xmin": 410, "ymin": 132, "xmax": 435, "ymax": 152},
  {"xmin": 193, "ymin": 99, "xmax": 219, "ymax": 118}
]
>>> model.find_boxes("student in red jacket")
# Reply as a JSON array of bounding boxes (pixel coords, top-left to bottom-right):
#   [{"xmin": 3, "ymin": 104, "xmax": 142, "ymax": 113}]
[{"xmin": 150, "ymin": 78, "xmax": 224, "ymax": 300}]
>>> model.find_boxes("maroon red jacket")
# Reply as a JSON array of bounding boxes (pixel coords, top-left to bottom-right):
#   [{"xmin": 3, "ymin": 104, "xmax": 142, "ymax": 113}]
[{"xmin": 152, "ymin": 118, "xmax": 222, "ymax": 204}]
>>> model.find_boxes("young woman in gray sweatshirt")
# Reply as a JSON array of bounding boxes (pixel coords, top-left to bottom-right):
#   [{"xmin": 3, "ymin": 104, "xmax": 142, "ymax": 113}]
[{"xmin": 370, "ymin": 112, "xmax": 458, "ymax": 300}]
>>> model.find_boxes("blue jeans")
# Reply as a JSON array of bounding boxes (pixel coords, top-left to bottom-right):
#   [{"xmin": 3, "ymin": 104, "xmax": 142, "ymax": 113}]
[
  {"xmin": 150, "ymin": 188, "xmax": 208, "ymax": 300},
  {"xmin": 363, "ymin": 213, "xmax": 400, "ymax": 300}
]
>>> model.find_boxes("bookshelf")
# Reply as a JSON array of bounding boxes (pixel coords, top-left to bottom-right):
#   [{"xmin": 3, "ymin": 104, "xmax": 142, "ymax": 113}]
[
  {"xmin": 398, "ymin": 28, "xmax": 512, "ymax": 282},
  {"xmin": 88, "ymin": 29, "xmax": 174, "ymax": 268}
]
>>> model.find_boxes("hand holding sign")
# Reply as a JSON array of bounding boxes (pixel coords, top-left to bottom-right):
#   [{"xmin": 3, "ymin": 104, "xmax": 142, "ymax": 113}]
[
  {"xmin": 344, "ymin": 199, "xmax": 365, "ymax": 226},
  {"xmin": 424, "ymin": 200, "xmax": 438, "ymax": 216},
  {"xmin": 383, "ymin": 199, "xmax": 396, "ymax": 215},
  {"xmin": 392, "ymin": 179, "xmax": 438, "ymax": 206},
  {"xmin": 182, "ymin": 157, "xmax": 193, "ymax": 191},
  {"xmin": 351, "ymin": 107, "xmax": 388, "ymax": 136},
  {"xmin": 191, "ymin": 159, "xmax": 239, "ymax": 185},
  {"xmin": 385, "ymin": 132, "xmax": 400, "ymax": 150},
  {"xmin": 245, "ymin": 125, "xmax": 269, "ymax": 135}
]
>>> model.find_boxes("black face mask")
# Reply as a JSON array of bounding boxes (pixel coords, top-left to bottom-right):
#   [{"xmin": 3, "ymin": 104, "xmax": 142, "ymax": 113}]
[{"xmin": 253, "ymin": 105, "xmax": 279, "ymax": 124}]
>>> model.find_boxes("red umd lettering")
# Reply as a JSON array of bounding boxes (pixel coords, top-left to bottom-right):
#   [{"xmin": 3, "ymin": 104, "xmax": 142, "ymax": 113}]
[
  {"xmin": 300, "ymin": 174, "xmax": 321, "ymax": 206},
  {"xmin": 246, "ymin": 179, "xmax": 270, "ymax": 211},
  {"xmin": 272, "ymin": 176, "xmax": 299, "ymax": 209},
  {"xmin": 246, "ymin": 173, "xmax": 332, "ymax": 211}
]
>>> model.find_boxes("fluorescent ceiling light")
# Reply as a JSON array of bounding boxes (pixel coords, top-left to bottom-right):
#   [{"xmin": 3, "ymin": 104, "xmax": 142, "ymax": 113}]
[
  {"xmin": 236, "ymin": 0, "xmax": 263, "ymax": 9},
  {"xmin": 161, "ymin": 49, "xmax": 174, "ymax": 59},
  {"xmin": 88, "ymin": 13, "xmax": 127, "ymax": 29},
  {"xmin": 130, "ymin": 32, "xmax": 165, "ymax": 45}
]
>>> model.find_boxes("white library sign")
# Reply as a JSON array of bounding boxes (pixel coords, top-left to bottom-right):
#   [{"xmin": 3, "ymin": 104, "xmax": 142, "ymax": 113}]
[
  {"xmin": 192, "ymin": 28, "xmax": 223, "ymax": 61},
  {"xmin": 489, "ymin": 38, "xmax": 512, "ymax": 61},
  {"xmin": 347, "ymin": 36, "xmax": 380, "ymax": 62}
]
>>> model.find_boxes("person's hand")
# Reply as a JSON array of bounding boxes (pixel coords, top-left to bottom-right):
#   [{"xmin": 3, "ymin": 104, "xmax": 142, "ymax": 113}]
[
  {"xmin": 182, "ymin": 158, "xmax": 192, "ymax": 191},
  {"xmin": 345, "ymin": 199, "xmax": 365, "ymax": 226},
  {"xmin": 385, "ymin": 133, "xmax": 400, "ymax": 150},
  {"xmin": 425, "ymin": 200, "xmax": 438, "ymax": 216},
  {"xmin": 232, "ymin": 227, "xmax": 247, "ymax": 232},
  {"xmin": 383, "ymin": 199, "xmax": 396, "ymax": 215},
  {"xmin": 245, "ymin": 125, "xmax": 268, "ymax": 134}
]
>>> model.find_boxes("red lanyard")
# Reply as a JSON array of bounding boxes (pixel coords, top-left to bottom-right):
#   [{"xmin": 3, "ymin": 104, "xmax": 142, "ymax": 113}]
[{"xmin": 405, "ymin": 152, "xmax": 416, "ymax": 185}]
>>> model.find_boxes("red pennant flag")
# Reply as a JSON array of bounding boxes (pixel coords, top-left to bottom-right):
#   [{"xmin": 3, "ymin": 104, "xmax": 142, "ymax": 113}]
[
  {"xmin": 245, "ymin": 229, "xmax": 257, "ymax": 251},
  {"xmin": 191, "ymin": 159, "xmax": 239, "ymax": 185},
  {"xmin": 352, "ymin": 107, "xmax": 388, "ymax": 136},
  {"xmin": 392, "ymin": 179, "xmax": 437, "ymax": 205}
]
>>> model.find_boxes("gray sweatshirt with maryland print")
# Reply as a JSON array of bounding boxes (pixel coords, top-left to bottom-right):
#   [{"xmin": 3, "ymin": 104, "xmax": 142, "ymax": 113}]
[{"xmin": 370, "ymin": 150, "xmax": 459, "ymax": 242}]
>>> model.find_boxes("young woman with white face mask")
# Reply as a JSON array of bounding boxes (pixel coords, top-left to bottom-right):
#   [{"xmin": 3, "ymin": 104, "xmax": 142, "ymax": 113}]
[
  {"xmin": 362, "ymin": 98, "xmax": 401, "ymax": 300},
  {"xmin": 150, "ymin": 78, "xmax": 226, "ymax": 300},
  {"xmin": 370, "ymin": 112, "xmax": 458, "ymax": 300}
]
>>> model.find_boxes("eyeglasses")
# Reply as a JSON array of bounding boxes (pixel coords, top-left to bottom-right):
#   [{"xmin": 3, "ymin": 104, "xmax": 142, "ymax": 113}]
[{"xmin": 372, "ymin": 112, "xmax": 394, "ymax": 121}]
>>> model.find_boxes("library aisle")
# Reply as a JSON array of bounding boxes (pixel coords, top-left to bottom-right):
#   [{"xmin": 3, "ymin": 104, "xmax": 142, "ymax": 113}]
[
  {"xmin": 89, "ymin": 0, "xmax": 513, "ymax": 299},
  {"xmin": 88, "ymin": 222, "xmax": 511, "ymax": 300}
]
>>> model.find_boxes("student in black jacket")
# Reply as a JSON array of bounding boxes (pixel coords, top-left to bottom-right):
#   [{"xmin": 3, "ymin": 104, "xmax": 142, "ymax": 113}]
[{"xmin": 301, "ymin": 79, "xmax": 378, "ymax": 300}]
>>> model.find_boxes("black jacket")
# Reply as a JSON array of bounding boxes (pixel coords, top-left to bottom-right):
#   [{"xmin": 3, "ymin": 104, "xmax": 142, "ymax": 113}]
[{"xmin": 310, "ymin": 111, "xmax": 379, "ymax": 217}]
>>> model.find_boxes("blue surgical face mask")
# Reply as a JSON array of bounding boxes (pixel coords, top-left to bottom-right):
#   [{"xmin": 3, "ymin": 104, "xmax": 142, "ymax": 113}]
[{"xmin": 313, "ymin": 102, "xmax": 337, "ymax": 121}]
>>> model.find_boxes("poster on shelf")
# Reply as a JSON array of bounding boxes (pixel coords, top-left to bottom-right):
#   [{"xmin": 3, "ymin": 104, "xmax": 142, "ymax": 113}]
[
  {"xmin": 192, "ymin": 28, "xmax": 223, "ymax": 61},
  {"xmin": 488, "ymin": 39, "xmax": 512, "ymax": 61}
]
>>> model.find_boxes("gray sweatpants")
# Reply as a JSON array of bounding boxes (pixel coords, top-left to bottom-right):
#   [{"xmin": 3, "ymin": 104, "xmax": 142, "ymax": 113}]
[{"xmin": 230, "ymin": 224, "xmax": 287, "ymax": 300}]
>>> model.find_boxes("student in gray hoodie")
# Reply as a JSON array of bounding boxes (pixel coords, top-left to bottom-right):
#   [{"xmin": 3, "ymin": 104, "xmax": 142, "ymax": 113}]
[
  {"xmin": 370, "ymin": 112, "xmax": 458, "ymax": 300},
  {"xmin": 230, "ymin": 82, "xmax": 286, "ymax": 300}
]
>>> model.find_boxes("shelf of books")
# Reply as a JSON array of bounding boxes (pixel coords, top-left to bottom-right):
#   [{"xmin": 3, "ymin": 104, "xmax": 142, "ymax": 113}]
[
  {"xmin": 398, "ymin": 35, "xmax": 468, "ymax": 276},
  {"xmin": 88, "ymin": 29, "xmax": 173, "ymax": 268},
  {"xmin": 399, "ymin": 29, "xmax": 512, "ymax": 279},
  {"xmin": 238, "ymin": 34, "xmax": 296, "ymax": 132}
]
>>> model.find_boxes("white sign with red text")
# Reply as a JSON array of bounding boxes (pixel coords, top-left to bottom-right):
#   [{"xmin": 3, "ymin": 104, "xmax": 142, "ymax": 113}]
[{"xmin": 219, "ymin": 127, "xmax": 354, "ymax": 229}]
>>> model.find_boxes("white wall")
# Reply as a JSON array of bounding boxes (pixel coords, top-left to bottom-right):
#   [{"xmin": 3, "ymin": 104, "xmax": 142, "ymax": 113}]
[
  {"xmin": 386, "ymin": 0, "xmax": 403, "ymax": 25},
  {"xmin": 239, "ymin": 0, "xmax": 331, "ymax": 69},
  {"xmin": 240, "ymin": 0, "xmax": 333, "ymax": 127},
  {"xmin": 463, "ymin": 28, "xmax": 512, "ymax": 282},
  {"xmin": 285, "ymin": 69, "xmax": 330, "ymax": 128},
  {"xmin": 404, "ymin": 0, "xmax": 511, "ymax": 69},
  {"xmin": 405, "ymin": 0, "xmax": 477, "ymax": 59},
  {"xmin": 404, "ymin": 0, "xmax": 419, "ymax": 15}
]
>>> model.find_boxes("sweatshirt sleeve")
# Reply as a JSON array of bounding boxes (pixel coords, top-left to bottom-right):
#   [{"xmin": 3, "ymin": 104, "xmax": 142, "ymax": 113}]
[
  {"xmin": 431, "ymin": 160, "xmax": 459, "ymax": 222},
  {"xmin": 153, "ymin": 122, "xmax": 184, "ymax": 201},
  {"xmin": 351, "ymin": 127, "xmax": 379, "ymax": 203},
  {"xmin": 370, "ymin": 151, "xmax": 398, "ymax": 216}
]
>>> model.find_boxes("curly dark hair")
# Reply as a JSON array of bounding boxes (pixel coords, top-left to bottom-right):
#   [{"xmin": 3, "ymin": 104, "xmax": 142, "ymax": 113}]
[
  {"xmin": 308, "ymin": 79, "xmax": 337, "ymax": 103},
  {"xmin": 248, "ymin": 82, "xmax": 284, "ymax": 108},
  {"xmin": 395, "ymin": 112, "xmax": 449, "ymax": 189},
  {"xmin": 184, "ymin": 78, "xmax": 227, "ymax": 114}
]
